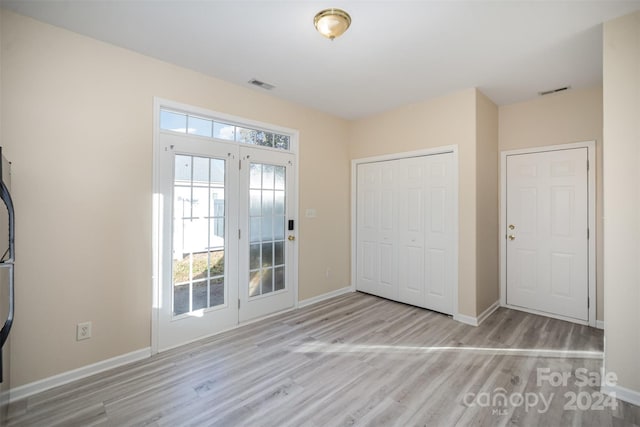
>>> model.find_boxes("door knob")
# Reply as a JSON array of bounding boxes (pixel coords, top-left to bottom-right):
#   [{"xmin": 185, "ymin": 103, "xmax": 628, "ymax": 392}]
[
  {"xmin": 508, "ymin": 224, "xmax": 515, "ymax": 230},
  {"xmin": 288, "ymin": 235, "xmax": 295, "ymax": 241},
  {"xmin": 508, "ymin": 235, "xmax": 516, "ymax": 241}
]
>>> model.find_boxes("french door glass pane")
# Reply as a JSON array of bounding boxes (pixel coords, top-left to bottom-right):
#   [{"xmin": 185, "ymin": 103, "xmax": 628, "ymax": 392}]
[
  {"xmin": 248, "ymin": 162, "xmax": 286, "ymax": 298},
  {"xmin": 172, "ymin": 155, "xmax": 226, "ymax": 316}
]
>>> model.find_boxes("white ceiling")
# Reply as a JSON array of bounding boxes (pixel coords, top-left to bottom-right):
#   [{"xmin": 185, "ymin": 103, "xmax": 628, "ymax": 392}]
[{"xmin": 3, "ymin": 1, "xmax": 639, "ymax": 119}]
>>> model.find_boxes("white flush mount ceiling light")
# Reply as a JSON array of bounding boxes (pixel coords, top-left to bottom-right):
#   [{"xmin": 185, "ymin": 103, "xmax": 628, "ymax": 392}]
[{"xmin": 314, "ymin": 8, "xmax": 351, "ymax": 40}]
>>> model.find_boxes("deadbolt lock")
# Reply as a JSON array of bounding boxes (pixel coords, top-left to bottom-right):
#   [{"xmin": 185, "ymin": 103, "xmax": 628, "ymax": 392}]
[{"xmin": 508, "ymin": 224, "xmax": 515, "ymax": 230}]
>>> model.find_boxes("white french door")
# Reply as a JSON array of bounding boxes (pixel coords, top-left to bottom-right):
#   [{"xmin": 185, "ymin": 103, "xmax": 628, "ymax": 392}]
[
  {"xmin": 157, "ymin": 133, "xmax": 238, "ymax": 350},
  {"xmin": 505, "ymin": 147, "xmax": 589, "ymax": 321},
  {"xmin": 157, "ymin": 133, "xmax": 296, "ymax": 351},
  {"xmin": 238, "ymin": 148, "xmax": 296, "ymax": 322}
]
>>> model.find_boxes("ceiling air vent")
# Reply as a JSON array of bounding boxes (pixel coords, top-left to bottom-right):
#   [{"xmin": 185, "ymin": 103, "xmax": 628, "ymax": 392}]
[
  {"xmin": 538, "ymin": 86, "xmax": 571, "ymax": 96},
  {"xmin": 248, "ymin": 79, "xmax": 275, "ymax": 90}
]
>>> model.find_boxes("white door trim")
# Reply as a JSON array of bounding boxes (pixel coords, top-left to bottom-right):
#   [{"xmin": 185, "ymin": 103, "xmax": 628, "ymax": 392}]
[
  {"xmin": 499, "ymin": 141, "xmax": 596, "ymax": 327},
  {"xmin": 350, "ymin": 145, "xmax": 459, "ymax": 318},
  {"xmin": 151, "ymin": 97, "xmax": 300, "ymax": 355}
]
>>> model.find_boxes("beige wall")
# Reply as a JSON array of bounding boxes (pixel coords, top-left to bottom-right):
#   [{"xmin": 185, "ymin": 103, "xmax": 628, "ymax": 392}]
[
  {"xmin": 349, "ymin": 88, "xmax": 500, "ymax": 318},
  {"xmin": 499, "ymin": 86, "xmax": 604, "ymax": 321},
  {"xmin": 0, "ymin": 10, "xmax": 351, "ymax": 387},
  {"xmin": 475, "ymin": 92, "xmax": 499, "ymax": 315},
  {"xmin": 603, "ymin": 11, "xmax": 640, "ymax": 396}
]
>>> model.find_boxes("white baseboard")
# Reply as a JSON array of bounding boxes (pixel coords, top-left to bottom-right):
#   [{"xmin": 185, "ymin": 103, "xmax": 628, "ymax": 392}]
[
  {"xmin": 596, "ymin": 320, "xmax": 605, "ymax": 330},
  {"xmin": 477, "ymin": 301, "xmax": 500, "ymax": 325},
  {"xmin": 10, "ymin": 347, "xmax": 151, "ymax": 402},
  {"xmin": 454, "ymin": 300, "xmax": 500, "ymax": 327},
  {"xmin": 601, "ymin": 383, "xmax": 640, "ymax": 406},
  {"xmin": 298, "ymin": 286, "xmax": 353, "ymax": 308},
  {"xmin": 454, "ymin": 313, "xmax": 478, "ymax": 326}
]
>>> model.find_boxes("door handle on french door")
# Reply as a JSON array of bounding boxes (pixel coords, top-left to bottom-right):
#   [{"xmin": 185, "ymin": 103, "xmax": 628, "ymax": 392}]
[
  {"xmin": 508, "ymin": 235, "xmax": 516, "ymax": 241},
  {"xmin": 508, "ymin": 224, "xmax": 515, "ymax": 230},
  {"xmin": 288, "ymin": 235, "xmax": 295, "ymax": 241}
]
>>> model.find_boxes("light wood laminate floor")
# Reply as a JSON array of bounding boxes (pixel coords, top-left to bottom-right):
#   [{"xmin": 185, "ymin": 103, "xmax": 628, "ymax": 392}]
[{"xmin": 7, "ymin": 292, "xmax": 640, "ymax": 426}]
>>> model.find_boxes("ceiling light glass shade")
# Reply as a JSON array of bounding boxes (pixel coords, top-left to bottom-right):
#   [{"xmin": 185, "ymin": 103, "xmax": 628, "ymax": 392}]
[{"xmin": 314, "ymin": 8, "xmax": 351, "ymax": 40}]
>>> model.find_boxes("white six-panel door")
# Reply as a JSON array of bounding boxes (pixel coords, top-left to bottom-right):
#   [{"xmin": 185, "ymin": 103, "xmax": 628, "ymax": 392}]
[
  {"xmin": 506, "ymin": 148, "xmax": 589, "ymax": 321},
  {"xmin": 356, "ymin": 153, "xmax": 455, "ymax": 315}
]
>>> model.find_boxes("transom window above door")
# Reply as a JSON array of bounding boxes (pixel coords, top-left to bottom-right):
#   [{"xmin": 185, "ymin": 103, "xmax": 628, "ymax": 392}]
[{"xmin": 160, "ymin": 109, "xmax": 290, "ymax": 150}]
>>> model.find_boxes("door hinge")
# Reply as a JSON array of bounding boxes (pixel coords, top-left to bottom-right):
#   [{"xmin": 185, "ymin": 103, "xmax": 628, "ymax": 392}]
[
  {"xmin": 587, "ymin": 160, "xmax": 590, "ymax": 171},
  {"xmin": 238, "ymin": 299, "xmax": 241, "ymax": 309},
  {"xmin": 588, "ymin": 297, "xmax": 590, "ymax": 308},
  {"xmin": 238, "ymin": 229, "xmax": 241, "ymax": 239},
  {"xmin": 587, "ymin": 228, "xmax": 590, "ymax": 239},
  {"xmin": 239, "ymin": 159, "xmax": 242, "ymax": 170}
]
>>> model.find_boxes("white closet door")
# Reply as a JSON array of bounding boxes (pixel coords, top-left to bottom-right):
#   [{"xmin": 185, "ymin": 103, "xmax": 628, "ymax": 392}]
[
  {"xmin": 423, "ymin": 153, "xmax": 455, "ymax": 314},
  {"xmin": 397, "ymin": 157, "xmax": 427, "ymax": 305},
  {"xmin": 356, "ymin": 161, "xmax": 398, "ymax": 300},
  {"xmin": 356, "ymin": 152, "xmax": 455, "ymax": 315}
]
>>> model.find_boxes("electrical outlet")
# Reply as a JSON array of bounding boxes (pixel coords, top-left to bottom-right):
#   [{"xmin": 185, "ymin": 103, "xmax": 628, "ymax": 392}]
[{"xmin": 76, "ymin": 321, "xmax": 92, "ymax": 341}]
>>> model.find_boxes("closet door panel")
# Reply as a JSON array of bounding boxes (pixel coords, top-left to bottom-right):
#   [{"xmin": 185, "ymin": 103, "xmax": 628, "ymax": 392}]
[
  {"xmin": 424, "ymin": 154, "xmax": 455, "ymax": 314},
  {"xmin": 356, "ymin": 165, "xmax": 379, "ymax": 294},
  {"xmin": 356, "ymin": 162, "xmax": 398, "ymax": 299},
  {"xmin": 398, "ymin": 157, "xmax": 426, "ymax": 305}
]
